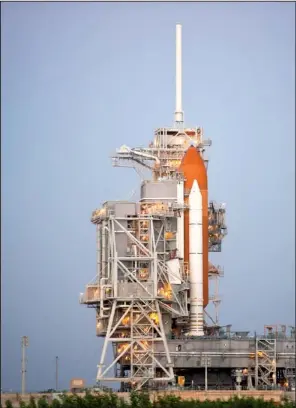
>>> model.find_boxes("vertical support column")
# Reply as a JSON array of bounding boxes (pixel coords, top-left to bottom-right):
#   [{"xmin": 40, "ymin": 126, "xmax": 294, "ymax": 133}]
[
  {"xmin": 255, "ymin": 335, "xmax": 258, "ymax": 389},
  {"xmin": 176, "ymin": 180, "xmax": 184, "ymax": 260},
  {"xmin": 205, "ymin": 360, "xmax": 208, "ymax": 391},
  {"xmin": 97, "ymin": 301, "xmax": 117, "ymax": 381},
  {"xmin": 111, "ymin": 219, "xmax": 118, "ymax": 298},
  {"xmin": 101, "ymin": 221, "xmax": 107, "ymax": 279},
  {"xmin": 201, "ymin": 355, "xmax": 210, "ymax": 391},
  {"xmin": 113, "ymin": 251, "xmax": 118, "ymax": 298},
  {"xmin": 150, "ymin": 218, "xmax": 158, "ymax": 297},
  {"xmin": 155, "ymin": 301, "xmax": 174, "ymax": 382},
  {"xmin": 96, "ymin": 224, "xmax": 101, "ymax": 280}
]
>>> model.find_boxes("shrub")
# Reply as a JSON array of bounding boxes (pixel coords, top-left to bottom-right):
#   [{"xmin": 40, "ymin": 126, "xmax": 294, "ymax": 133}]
[
  {"xmin": 154, "ymin": 394, "xmax": 182, "ymax": 408},
  {"xmin": 130, "ymin": 392, "xmax": 152, "ymax": 408},
  {"xmin": 8, "ymin": 391, "xmax": 292, "ymax": 408}
]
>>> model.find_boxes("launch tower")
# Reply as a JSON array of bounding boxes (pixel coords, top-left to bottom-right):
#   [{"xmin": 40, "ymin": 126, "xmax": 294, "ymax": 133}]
[{"xmin": 80, "ymin": 25, "xmax": 295, "ymax": 392}]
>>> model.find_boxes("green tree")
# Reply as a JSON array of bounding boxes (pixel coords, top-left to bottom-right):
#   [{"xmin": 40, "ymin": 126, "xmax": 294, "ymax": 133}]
[
  {"xmin": 51, "ymin": 399, "xmax": 61, "ymax": 408},
  {"xmin": 118, "ymin": 397, "xmax": 130, "ymax": 408},
  {"xmin": 27, "ymin": 396, "xmax": 37, "ymax": 408},
  {"xmin": 19, "ymin": 400, "xmax": 27, "ymax": 408},
  {"xmin": 5, "ymin": 400, "xmax": 13, "ymax": 408},
  {"xmin": 83, "ymin": 392, "xmax": 97, "ymax": 408},
  {"xmin": 59, "ymin": 394, "xmax": 78, "ymax": 408},
  {"xmin": 37, "ymin": 397, "xmax": 49, "ymax": 408}
]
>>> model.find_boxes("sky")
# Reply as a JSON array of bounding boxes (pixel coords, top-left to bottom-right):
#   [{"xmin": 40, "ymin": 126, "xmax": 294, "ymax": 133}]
[{"xmin": 1, "ymin": 1, "xmax": 295, "ymax": 393}]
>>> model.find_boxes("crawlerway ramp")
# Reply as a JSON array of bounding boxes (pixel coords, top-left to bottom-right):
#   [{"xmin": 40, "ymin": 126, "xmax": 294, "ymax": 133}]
[{"xmin": 0, "ymin": 390, "xmax": 290, "ymax": 406}]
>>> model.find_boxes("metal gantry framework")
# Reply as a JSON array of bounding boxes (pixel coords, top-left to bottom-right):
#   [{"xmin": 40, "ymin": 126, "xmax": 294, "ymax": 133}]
[{"xmin": 255, "ymin": 337, "xmax": 277, "ymax": 389}]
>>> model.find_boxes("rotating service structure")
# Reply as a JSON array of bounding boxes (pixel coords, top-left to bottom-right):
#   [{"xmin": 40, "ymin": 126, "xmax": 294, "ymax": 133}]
[{"xmin": 80, "ymin": 24, "xmax": 295, "ymax": 391}]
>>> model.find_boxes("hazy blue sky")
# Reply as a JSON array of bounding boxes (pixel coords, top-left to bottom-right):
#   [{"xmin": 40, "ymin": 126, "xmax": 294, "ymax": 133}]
[{"xmin": 1, "ymin": 1, "xmax": 295, "ymax": 393}]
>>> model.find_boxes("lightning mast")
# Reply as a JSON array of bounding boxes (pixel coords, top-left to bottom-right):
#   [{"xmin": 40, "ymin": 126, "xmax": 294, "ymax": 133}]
[{"xmin": 175, "ymin": 24, "xmax": 184, "ymax": 126}]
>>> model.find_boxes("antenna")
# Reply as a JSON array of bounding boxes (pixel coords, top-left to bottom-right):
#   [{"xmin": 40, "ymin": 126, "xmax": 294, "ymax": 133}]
[
  {"xmin": 55, "ymin": 356, "xmax": 59, "ymax": 391},
  {"xmin": 21, "ymin": 336, "xmax": 29, "ymax": 395},
  {"xmin": 175, "ymin": 23, "xmax": 184, "ymax": 125}
]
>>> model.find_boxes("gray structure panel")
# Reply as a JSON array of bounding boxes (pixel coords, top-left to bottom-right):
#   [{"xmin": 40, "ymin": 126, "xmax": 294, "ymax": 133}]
[
  {"xmin": 141, "ymin": 181, "xmax": 178, "ymax": 201},
  {"xmin": 117, "ymin": 282, "xmax": 154, "ymax": 299}
]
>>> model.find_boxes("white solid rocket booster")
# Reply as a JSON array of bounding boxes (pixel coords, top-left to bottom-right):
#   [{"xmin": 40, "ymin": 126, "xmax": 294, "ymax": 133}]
[{"xmin": 188, "ymin": 179, "xmax": 204, "ymax": 336}]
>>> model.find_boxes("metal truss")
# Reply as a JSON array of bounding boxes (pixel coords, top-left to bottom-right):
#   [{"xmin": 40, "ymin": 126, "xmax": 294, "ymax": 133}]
[
  {"xmin": 110, "ymin": 215, "xmax": 188, "ymax": 318},
  {"xmin": 96, "ymin": 299, "xmax": 174, "ymax": 390},
  {"xmin": 255, "ymin": 337, "xmax": 277, "ymax": 388}
]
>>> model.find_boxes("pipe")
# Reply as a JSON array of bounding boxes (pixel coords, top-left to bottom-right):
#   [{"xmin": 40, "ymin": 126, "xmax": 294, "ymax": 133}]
[
  {"xmin": 100, "ymin": 278, "xmax": 111, "ymax": 317},
  {"xmin": 176, "ymin": 180, "xmax": 184, "ymax": 259},
  {"xmin": 140, "ymin": 198, "xmax": 177, "ymax": 201},
  {"xmin": 155, "ymin": 352, "xmax": 296, "ymax": 357},
  {"xmin": 188, "ymin": 180, "xmax": 204, "ymax": 336},
  {"xmin": 101, "ymin": 222, "xmax": 107, "ymax": 279},
  {"xmin": 131, "ymin": 149, "xmax": 160, "ymax": 164},
  {"xmin": 175, "ymin": 24, "xmax": 183, "ymax": 124}
]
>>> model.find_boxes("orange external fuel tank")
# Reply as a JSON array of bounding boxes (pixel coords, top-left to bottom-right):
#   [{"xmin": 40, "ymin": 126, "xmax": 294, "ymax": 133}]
[{"xmin": 179, "ymin": 146, "xmax": 209, "ymax": 307}]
